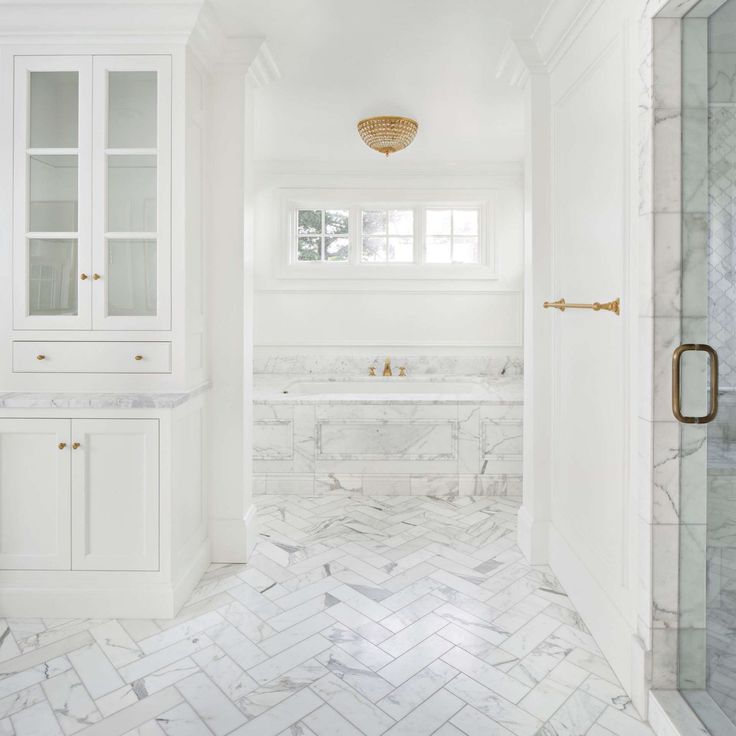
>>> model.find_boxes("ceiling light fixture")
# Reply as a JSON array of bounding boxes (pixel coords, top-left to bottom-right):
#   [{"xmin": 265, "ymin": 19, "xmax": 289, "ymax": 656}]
[{"xmin": 357, "ymin": 116, "xmax": 418, "ymax": 157}]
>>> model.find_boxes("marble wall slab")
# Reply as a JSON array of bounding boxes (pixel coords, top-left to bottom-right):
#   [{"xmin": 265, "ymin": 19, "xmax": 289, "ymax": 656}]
[
  {"xmin": 252, "ymin": 352, "xmax": 523, "ymax": 378},
  {"xmin": 253, "ymin": 398, "xmax": 522, "ymax": 497}
]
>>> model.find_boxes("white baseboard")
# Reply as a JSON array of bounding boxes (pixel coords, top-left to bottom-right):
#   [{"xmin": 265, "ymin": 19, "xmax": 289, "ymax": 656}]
[
  {"xmin": 517, "ymin": 504, "xmax": 549, "ymax": 563},
  {"xmin": 0, "ymin": 578, "xmax": 180, "ymax": 619},
  {"xmin": 172, "ymin": 538, "xmax": 211, "ymax": 615},
  {"xmin": 209, "ymin": 504, "xmax": 259, "ymax": 563}
]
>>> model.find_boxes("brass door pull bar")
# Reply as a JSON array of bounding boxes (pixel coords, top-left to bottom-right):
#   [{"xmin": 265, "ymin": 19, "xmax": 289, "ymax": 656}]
[
  {"xmin": 672, "ymin": 344, "xmax": 719, "ymax": 424},
  {"xmin": 543, "ymin": 297, "xmax": 620, "ymax": 315}
]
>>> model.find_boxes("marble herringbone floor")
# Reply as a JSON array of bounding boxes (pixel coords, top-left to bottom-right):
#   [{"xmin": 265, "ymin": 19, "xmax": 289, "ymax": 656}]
[{"xmin": 0, "ymin": 495, "xmax": 655, "ymax": 736}]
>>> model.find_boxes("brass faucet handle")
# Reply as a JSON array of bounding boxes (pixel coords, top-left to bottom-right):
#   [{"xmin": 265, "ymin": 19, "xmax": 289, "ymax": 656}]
[
  {"xmin": 398, "ymin": 366, "xmax": 407, "ymax": 377},
  {"xmin": 369, "ymin": 366, "xmax": 376, "ymax": 376}
]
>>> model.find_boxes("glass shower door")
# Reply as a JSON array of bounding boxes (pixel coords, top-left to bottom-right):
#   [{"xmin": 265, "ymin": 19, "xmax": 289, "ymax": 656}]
[{"xmin": 678, "ymin": 1, "xmax": 736, "ymax": 728}]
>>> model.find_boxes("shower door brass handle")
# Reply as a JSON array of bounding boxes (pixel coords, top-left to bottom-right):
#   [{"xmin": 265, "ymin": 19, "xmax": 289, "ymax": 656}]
[{"xmin": 672, "ymin": 344, "xmax": 719, "ymax": 424}]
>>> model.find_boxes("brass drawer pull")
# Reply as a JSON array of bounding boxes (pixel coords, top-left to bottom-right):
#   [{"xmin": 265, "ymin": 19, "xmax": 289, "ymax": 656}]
[
  {"xmin": 58, "ymin": 442, "xmax": 66, "ymax": 450},
  {"xmin": 36, "ymin": 354, "xmax": 45, "ymax": 360},
  {"xmin": 543, "ymin": 297, "xmax": 620, "ymax": 315},
  {"xmin": 672, "ymin": 344, "xmax": 719, "ymax": 424},
  {"xmin": 72, "ymin": 442, "xmax": 81, "ymax": 450},
  {"xmin": 134, "ymin": 355, "xmax": 143, "ymax": 361}
]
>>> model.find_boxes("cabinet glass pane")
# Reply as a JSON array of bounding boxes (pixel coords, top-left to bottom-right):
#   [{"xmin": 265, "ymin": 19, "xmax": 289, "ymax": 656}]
[
  {"xmin": 107, "ymin": 155, "xmax": 156, "ymax": 232},
  {"xmin": 107, "ymin": 239, "xmax": 156, "ymax": 316},
  {"xmin": 28, "ymin": 238, "xmax": 77, "ymax": 316},
  {"xmin": 29, "ymin": 72, "xmax": 78, "ymax": 148},
  {"xmin": 29, "ymin": 154, "xmax": 78, "ymax": 232},
  {"xmin": 108, "ymin": 71, "xmax": 157, "ymax": 148}
]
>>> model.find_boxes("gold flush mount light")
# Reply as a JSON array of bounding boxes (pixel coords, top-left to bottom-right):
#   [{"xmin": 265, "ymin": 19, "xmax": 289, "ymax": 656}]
[{"xmin": 357, "ymin": 116, "xmax": 418, "ymax": 156}]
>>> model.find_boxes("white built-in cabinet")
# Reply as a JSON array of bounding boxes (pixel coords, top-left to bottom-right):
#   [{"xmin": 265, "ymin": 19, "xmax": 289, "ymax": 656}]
[
  {"xmin": 0, "ymin": 417, "xmax": 159, "ymax": 572},
  {"xmin": 13, "ymin": 55, "xmax": 171, "ymax": 332},
  {"xmin": 0, "ymin": 41, "xmax": 209, "ymax": 618}
]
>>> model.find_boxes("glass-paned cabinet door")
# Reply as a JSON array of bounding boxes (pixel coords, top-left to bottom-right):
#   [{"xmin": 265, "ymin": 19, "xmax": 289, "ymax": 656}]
[
  {"xmin": 13, "ymin": 57, "xmax": 93, "ymax": 329},
  {"xmin": 92, "ymin": 57, "xmax": 171, "ymax": 330}
]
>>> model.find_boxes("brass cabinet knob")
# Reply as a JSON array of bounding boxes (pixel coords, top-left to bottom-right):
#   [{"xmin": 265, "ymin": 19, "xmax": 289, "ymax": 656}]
[
  {"xmin": 36, "ymin": 354, "xmax": 45, "ymax": 360},
  {"xmin": 134, "ymin": 355, "xmax": 143, "ymax": 361},
  {"xmin": 80, "ymin": 273, "xmax": 88, "ymax": 280},
  {"xmin": 72, "ymin": 442, "xmax": 80, "ymax": 450},
  {"xmin": 58, "ymin": 442, "xmax": 67, "ymax": 450},
  {"xmin": 92, "ymin": 273, "xmax": 101, "ymax": 280}
]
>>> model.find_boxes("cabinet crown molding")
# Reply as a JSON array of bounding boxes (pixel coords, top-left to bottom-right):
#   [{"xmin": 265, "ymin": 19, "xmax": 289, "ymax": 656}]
[{"xmin": 0, "ymin": 0, "xmax": 205, "ymax": 40}]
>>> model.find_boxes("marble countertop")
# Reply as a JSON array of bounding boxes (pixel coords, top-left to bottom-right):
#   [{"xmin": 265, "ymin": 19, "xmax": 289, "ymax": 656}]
[
  {"xmin": 0, "ymin": 382, "xmax": 210, "ymax": 409},
  {"xmin": 253, "ymin": 375, "xmax": 523, "ymax": 405}
]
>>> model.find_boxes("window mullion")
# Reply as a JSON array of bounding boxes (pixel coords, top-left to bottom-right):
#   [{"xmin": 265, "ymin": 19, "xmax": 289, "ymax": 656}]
[
  {"xmin": 353, "ymin": 206, "xmax": 361, "ymax": 265},
  {"xmin": 417, "ymin": 206, "xmax": 424, "ymax": 265}
]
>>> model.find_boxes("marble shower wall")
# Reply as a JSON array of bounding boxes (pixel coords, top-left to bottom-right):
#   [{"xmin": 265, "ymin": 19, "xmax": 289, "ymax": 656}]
[{"xmin": 708, "ymin": 50, "xmax": 736, "ymax": 389}]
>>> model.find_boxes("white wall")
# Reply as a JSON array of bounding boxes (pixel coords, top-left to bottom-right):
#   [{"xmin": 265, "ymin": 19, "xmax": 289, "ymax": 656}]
[{"xmin": 253, "ymin": 166, "xmax": 524, "ymax": 363}]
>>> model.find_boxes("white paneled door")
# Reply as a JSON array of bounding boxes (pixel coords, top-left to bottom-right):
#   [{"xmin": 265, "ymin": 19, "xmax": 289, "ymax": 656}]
[
  {"xmin": 0, "ymin": 418, "xmax": 71, "ymax": 569},
  {"xmin": 71, "ymin": 418, "xmax": 159, "ymax": 571},
  {"xmin": 546, "ymin": 0, "xmax": 636, "ymax": 693}
]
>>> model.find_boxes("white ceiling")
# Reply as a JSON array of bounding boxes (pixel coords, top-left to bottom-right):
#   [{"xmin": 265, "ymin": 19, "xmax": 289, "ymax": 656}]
[{"xmin": 213, "ymin": 0, "xmax": 550, "ymax": 165}]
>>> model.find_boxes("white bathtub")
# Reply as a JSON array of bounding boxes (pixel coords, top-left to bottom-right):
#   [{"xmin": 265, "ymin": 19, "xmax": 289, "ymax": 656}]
[{"xmin": 283, "ymin": 378, "xmax": 487, "ymax": 396}]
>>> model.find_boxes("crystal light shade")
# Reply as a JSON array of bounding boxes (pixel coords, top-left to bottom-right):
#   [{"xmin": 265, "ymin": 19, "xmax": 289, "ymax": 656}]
[{"xmin": 357, "ymin": 116, "xmax": 418, "ymax": 156}]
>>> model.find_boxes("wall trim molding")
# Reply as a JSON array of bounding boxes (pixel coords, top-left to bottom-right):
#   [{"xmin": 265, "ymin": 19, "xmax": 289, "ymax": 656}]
[{"xmin": 209, "ymin": 505, "xmax": 259, "ymax": 563}]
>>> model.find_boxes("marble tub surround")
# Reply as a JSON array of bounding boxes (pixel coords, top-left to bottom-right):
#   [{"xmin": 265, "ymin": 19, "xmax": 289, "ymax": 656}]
[
  {"xmin": 0, "ymin": 382, "xmax": 210, "ymax": 410},
  {"xmin": 253, "ymin": 352, "xmax": 524, "ymax": 378},
  {"xmin": 254, "ymin": 374, "xmax": 522, "ymax": 404},
  {"xmin": 254, "ymin": 376, "xmax": 523, "ymax": 496}
]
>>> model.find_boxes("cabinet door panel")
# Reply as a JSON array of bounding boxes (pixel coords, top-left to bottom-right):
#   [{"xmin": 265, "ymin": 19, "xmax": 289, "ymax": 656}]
[
  {"xmin": 13, "ymin": 56, "xmax": 92, "ymax": 330},
  {"xmin": 92, "ymin": 56, "xmax": 171, "ymax": 331},
  {"xmin": 71, "ymin": 419, "xmax": 159, "ymax": 571},
  {"xmin": 0, "ymin": 419, "xmax": 71, "ymax": 570}
]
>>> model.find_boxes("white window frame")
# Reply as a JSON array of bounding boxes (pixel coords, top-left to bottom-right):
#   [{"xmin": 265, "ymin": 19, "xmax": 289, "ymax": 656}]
[{"xmin": 279, "ymin": 188, "xmax": 497, "ymax": 280}]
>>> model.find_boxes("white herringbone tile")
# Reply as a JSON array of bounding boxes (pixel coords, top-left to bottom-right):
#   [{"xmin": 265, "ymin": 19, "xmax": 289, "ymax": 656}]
[{"xmin": 0, "ymin": 495, "xmax": 655, "ymax": 735}]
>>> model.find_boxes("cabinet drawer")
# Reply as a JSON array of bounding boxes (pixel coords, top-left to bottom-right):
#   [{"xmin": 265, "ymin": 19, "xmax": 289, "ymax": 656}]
[{"xmin": 13, "ymin": 342, "xmax": 171, "ymax": 374}]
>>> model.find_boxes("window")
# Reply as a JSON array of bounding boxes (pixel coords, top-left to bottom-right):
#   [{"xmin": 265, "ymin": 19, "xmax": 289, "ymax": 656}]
[
  {"xmin": 361, "ymin": 209, "xmax": 414, "ymax": 263},
  {"xmin": 425, "ymin": 208, "xmax": 480, "ymax": 263},
  {"xmin": 288, "ymin": 196, "xmax": 490, "ymax": 275},
  {"xmin": 297, "ymin": 209, "xmax": 349, "ymax": 262}
]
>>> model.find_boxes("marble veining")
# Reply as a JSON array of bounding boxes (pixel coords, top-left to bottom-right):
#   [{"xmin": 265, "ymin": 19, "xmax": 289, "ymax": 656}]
[
  {"xmin": 254, "ymin": 377, "xmax": 523, "ymax": 497},
  {"xmin": 0, "ymin": 383, "xmax": 210, "ymax": 410},
  {"xmin": 0, "ymin": 496, "xmax": 656, "ymax": 735}
]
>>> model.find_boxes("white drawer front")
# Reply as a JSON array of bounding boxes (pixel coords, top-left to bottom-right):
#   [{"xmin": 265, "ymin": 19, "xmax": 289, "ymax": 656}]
[{"xmin": 13, "ymin": 342, "xmax": 172, "ymax": 374}]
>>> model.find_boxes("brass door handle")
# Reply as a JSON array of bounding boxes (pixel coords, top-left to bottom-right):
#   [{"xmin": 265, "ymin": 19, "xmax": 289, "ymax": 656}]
[
  {"xmin": 72, "ymin": 442, "xmax": 81, "ymax": 450},
  {"xmin": 80, "ymin": 273, "xmax": 88, "ymax": 280},
  {"xmin": 93, "ymin": 273, "xmax": 101, "ymax": 280},
  {"xmin": 672, "ymin": 344, "xmax": 719, "ymax": 424},
  {"xmin": 544, "ymin": 297, "xmax": 620, "ymax": 315},
  {"xmin": 58, "ymin": 442, "xmax": 67, "ymax": 450}
]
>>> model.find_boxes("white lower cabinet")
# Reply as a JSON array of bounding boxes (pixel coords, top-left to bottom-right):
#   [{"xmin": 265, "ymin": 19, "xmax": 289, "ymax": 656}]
[
  {"xmin": 0, "ymin": 417, "xmax": 159, "ymax": 573},
  {"xmin": 0, "ymin": 418, "xmax": 71, "ymax": 570},
  {"xmin": 71, "ymin": 419, "xmax": 159, "ymax": 571}
]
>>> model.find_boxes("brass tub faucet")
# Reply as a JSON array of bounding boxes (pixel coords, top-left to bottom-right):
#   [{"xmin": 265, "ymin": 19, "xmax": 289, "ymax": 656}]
[{"xmin": 383, "ymin": 357, "xmax": 392, "ymax": 377}]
